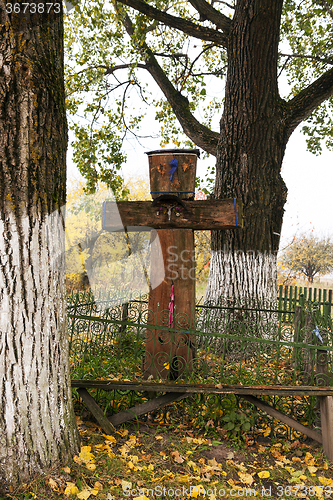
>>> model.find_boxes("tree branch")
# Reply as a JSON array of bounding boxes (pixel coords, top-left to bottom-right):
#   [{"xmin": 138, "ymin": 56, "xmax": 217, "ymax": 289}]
[
  {"xmin": 279, "ymin": 52, "xmax": 333, "ymax": 66},
  {"xmin": 212, "ymin": 0, "xmax": 235, "ymax": 8},
  {"xmin": 284, "ymin": 67, "xmax": 333, "ymax": 136},
  {"xmin": 104, "ymin": 63, "xmax": 147, "ymax": 75},
  {"xmin": 187, "ymin": 0, "xmax": 232, "ymax": 32},
  {"xmin": 315, "ymin": 0, "xmax": 333, "ymax": 21},
  {"xmin": 114, "ymin": 0, "xmax": 228, "ymax": 47},
  {"xmin": 116, "ymin": 6, "xmax": 219, "ymax": 155}
]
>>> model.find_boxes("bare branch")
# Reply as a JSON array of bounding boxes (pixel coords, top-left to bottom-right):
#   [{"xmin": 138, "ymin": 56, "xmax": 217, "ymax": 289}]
[
  {"xmin": 285, "ymin": 66, "xmax": 333, "ymax": 136},
  {"xmin": 212, "ymin": 0, "xmax": 235, "ymax": 9},
  {"xmin": 179, "ymin": 43, "xmax": 216, "ymax": 91},
  {"xmin": 114, "ymin": 0, "xmax": 228, "ymax": 47},
  {"xmin": 187, "ymin": 0, "xmax": 232, "ymax": 32},
  {"xmin": 115, "ymin": 4, "xmax": 219, "ymax": 155},
  {"xmin": 279, "ymin": 52, "xmax": 333, "ymax": 66},
  {"xmin": 104, "ymin": 63, "xmax": 147, "ymax": 75}
]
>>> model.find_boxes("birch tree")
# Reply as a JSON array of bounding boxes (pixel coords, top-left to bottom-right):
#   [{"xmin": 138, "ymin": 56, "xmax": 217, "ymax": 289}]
[
  {"xmin": 64, "ymin": 0, "xmax": 333, "ymax": 306},
  {"xmin": 0, "ymin": 1, "xmax": 79, "ymax": 491}
]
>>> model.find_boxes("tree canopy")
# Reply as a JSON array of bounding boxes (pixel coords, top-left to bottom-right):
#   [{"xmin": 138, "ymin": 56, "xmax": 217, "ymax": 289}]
[
  {"xmin": 280, "ymin": 234, "xmax": 333, "ymax": 282},
  {"xmin": 63, "ymin": 0, "xmax": 333, "ymax": 307},
  {"xmin": 64, "ymin": 0, "xmax": 333, "ymax": 193}
]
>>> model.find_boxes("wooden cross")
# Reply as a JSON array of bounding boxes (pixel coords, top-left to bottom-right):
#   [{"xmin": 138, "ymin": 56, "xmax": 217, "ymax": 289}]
[{"xmin": 102, "ymin": 149, "xmax": 242, "ymax": 380}]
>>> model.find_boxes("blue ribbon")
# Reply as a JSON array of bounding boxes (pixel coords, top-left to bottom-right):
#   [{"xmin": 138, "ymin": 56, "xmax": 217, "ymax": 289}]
[
  {"xmin": 234, "ymin": 198, "xmax": 238, "ymax": 227},
  {"xmin": 313, "ymin": 325, "xmax": 323, "ymax": 344},
  {"xmin": 169, "ymin": 159, "xmax": 178, "ymax": 182}
]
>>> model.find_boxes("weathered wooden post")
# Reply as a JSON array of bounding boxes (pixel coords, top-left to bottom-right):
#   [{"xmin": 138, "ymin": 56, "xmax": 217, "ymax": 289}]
[
  {"xmin": 102, "ymin": 148, "xmax": 242, "ymax": 380},
  {"xmin": 144, "ymin": 149, "xmax": 198, "ymax": 380}
]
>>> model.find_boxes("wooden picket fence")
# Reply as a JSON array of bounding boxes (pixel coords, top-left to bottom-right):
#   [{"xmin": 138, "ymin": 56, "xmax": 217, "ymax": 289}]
[{"xmin": 278, "ymin": 285, "xmax": 332, "ymax": 324}]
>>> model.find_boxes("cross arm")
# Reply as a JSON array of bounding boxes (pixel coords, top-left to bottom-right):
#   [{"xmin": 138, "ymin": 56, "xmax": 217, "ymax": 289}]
[{"xmin": 102, "ymin": 198, "xmax": 243, "ymax": 231}]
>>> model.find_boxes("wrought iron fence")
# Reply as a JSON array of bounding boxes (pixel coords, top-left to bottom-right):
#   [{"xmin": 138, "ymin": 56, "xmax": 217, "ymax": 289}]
[{"xmin": 68, "ymin": 291, "xmax": 333, "ymax": 388}]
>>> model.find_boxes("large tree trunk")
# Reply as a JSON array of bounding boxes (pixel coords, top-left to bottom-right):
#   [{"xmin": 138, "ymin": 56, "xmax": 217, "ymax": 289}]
[
  {"xmin": 205, "ymin": 0, "xmax": 288, "ymax": 309},
  {"xmin": 0, "ymin": 5, "xmax": 79, "ymax": 491}
]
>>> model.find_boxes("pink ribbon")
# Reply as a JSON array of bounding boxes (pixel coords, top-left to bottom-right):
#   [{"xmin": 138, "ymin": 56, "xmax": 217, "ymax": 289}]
[{"xmin": 168, "ymin": 284, "xmax": 175, "ymax": 328}]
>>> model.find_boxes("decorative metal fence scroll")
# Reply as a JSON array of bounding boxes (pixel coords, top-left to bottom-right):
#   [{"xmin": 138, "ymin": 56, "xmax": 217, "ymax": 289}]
[{"xmin": 68, "ymin": 291, "xmax": 333, "ymax": 388}]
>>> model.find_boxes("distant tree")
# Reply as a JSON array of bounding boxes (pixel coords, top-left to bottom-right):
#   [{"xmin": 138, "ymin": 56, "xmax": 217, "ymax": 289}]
[
  {"xmin": 125, "ymin": 176, "xmax": 151, "ymax": 201},
  {"xmin": 65, "ymin": 178, "xmax": 152, "ymax": 293},
  {"xmin": 280, "ymin": 234, "xmax": 333, "ymax": 283}
]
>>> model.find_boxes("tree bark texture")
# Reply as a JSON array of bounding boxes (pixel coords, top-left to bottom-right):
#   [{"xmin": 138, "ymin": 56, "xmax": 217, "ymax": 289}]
[
  {"xmin": 205, "ymin": 0, "xmax": 288, "ymax": 307},
  {"xmin": 0, "ymin": 4, "xmax": 79, "ymax": 490}
]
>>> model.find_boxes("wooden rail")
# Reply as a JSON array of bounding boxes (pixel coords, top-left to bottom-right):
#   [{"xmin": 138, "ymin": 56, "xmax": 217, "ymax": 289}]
[{"xmin": 72, "ymin": 379, "xmax": 333, "ymax": 396}]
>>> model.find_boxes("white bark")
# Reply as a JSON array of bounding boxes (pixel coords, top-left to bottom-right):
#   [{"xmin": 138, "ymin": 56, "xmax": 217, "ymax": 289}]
[
  {"xmin": 204, "ymin": 250, "xmax": 278, "ymax": 308},
  {"xmin": 0, "ymin": 209, "xmax": 79, "ymax": 486}
]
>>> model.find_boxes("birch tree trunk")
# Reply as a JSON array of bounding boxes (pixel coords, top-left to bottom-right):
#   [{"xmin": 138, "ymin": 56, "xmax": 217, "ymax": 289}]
[
  {"xmin": 204, "ymin": 0, "xmax": 288, "ymax": 310},
  {"xmin": 0, "ymin": 3, "xmax": 79, "ymax": 491}
]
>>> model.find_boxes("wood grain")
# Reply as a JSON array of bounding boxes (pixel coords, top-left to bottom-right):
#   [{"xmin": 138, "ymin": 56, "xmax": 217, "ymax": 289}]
[{"xmin": 102, "ymin": 199, "xmax": 243, "ymax": 231}]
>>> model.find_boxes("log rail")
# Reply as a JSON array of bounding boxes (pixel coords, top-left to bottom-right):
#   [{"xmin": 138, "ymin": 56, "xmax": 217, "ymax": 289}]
[{"xmin": 72, "ymin": 379, "xmax": 333, "ymax": 457}]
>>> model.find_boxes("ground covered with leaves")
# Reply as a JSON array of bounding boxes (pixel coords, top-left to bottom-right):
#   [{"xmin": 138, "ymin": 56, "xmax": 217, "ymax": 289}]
[{"xmin": 5, "ymin": 412, "xmax": 333, "ymax": 500}]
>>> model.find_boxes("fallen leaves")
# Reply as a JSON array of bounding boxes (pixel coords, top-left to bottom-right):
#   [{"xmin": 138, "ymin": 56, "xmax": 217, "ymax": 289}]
[
  {"xmin": 258, "ymin": 470, "xmax": 270, "ymax": 479},
  {"xmin": 64, "ymin": 482, "xmax": 79, "ymax": 496},
  {"xmin": 237, "ymin": 472, "xmax": 254, "ymax": 485},
  {"xmin": 171, "ymin": 450, "xmax": 184, "ymax": 463}
]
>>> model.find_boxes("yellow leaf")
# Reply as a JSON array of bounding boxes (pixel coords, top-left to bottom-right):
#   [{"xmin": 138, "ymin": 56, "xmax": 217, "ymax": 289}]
[
  {"xmin": 148, "ymin": 464, "xmax": 154, "ymax": 472},
  {"xmin": 319, "ymin": 477, "xmax": 332, "ymax": 486},
  {"xmin": 47, "ymin": 478, "xmax": 59, "ymax": 491},
  {"xmin": 77, "ymin": 490, "xmax": 92, "ymax": 500},
  {"xmin": 314, "ymin": 486, "xmax": 324, "ymax": 497},
  {"xmin": 307, "ymin": 465, "xmax": 317, "ymax": 473},
  {"xmin": 258, "ymin": 471, "xmax": 270, "ymax": 479},
  {"xmin": 187, "ymin": 461, "xmax": 201, "ymax": 473},
  {"xmin": 122, "ymin": 480, "xmax": 132, "ymax": 492},
  {"xmin": 238, "ymin": 472, "xmax": 254, "ymax": 485},
  {"xmin": 103, "ymin": 434, "xmax": 117, "ymax": 443},
  {"xmin": 155, "ymin": 436, "xmax": 163, "ymax": 440},
  {"xmin": 299, "ymin": 475, "xmax": 307, "ymax": 481},
  {"xmin": 79, "ymin": 446, "xmax": 95, "ymax": 464},
  {"xmin": 188, "ymin": 485, "xmax": 206, "ymax": 498},
  {"xmin": 304, "ymin": 452, "xmax": 315, "ymax": 466},
  {"xmin": 86, "ymin": 463, "xmax": 96, "ymax": 471},
  {"xmin": 284, "ymin": 466, "xmax": 295, "ymax": 474},
  {"xmin": 117, "ymin": 429, "xmax": 129, "ymax": 437},
  {"xmin": 133, "ymin": 497, "xmax": 150, "ymax": 500},
  {"xmin": 94, "ymin": 444, "xmax": 104, "ymax": 450},
  {"xmin": 94, "ymin": 481, "xmax": 103, "ymax": 491},
  {"xmin": 64, "ymin": 482, "xmax": 79, "ymax": 496},
  {"xmin": 207, "ymin": 458, "xmax": 221, "ymax": 469},
  {"xmin": 179, "ymin": 474, "xmax": 190, "ymax": 483},
  {"xmin": 119, "ymin": 444, "xmax": 130, "ymax": 456},
  {"xmin": 62, "ymin": 466, "xmax": 71, "ymax": 474}
]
